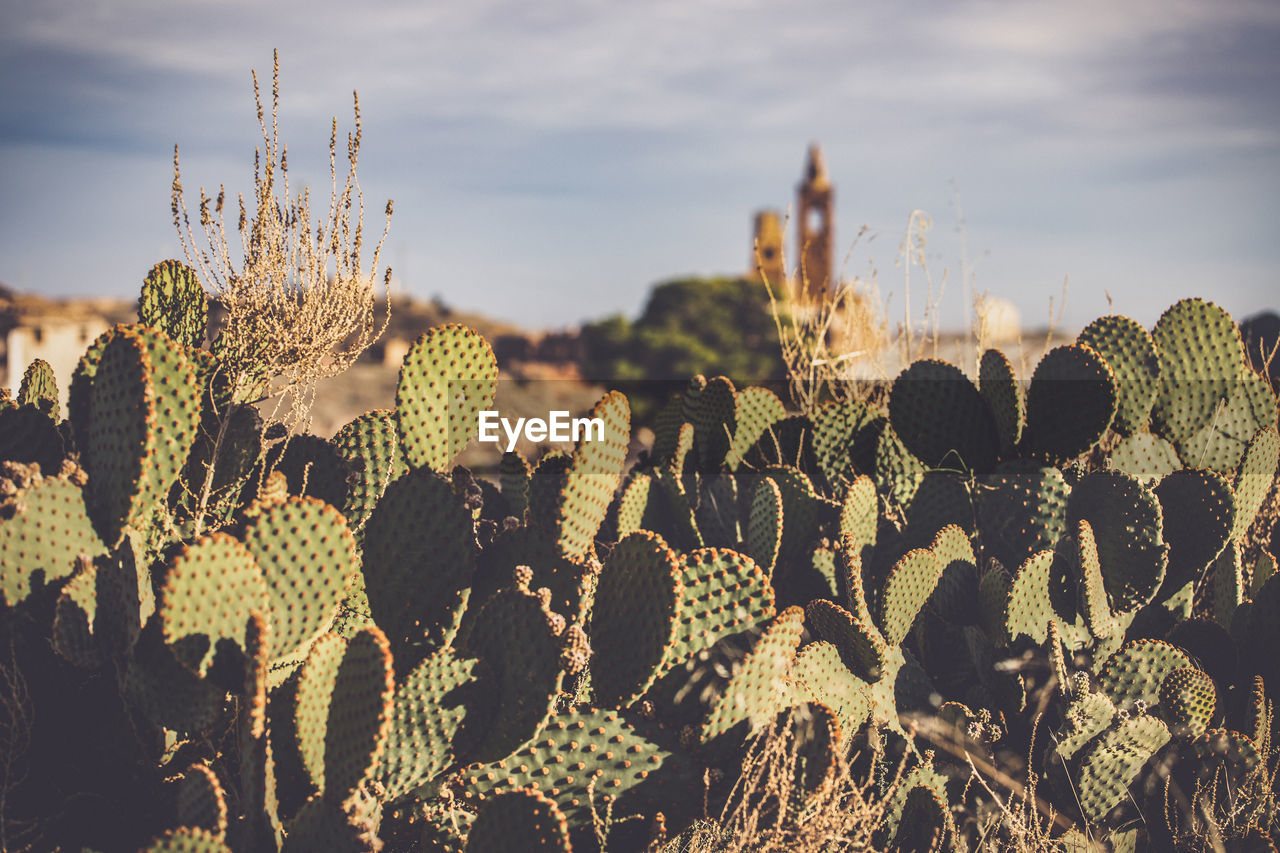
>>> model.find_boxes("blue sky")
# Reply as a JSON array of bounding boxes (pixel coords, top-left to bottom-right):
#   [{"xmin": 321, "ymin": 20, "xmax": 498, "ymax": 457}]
[{"xmin": 2, "ymin": 0, "xmax": 1278, "ymax": 332}]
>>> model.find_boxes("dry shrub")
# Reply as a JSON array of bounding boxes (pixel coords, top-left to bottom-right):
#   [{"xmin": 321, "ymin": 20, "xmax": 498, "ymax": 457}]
[
  {"xmin": 667, "ymin": 709, "xmax": 902, "ymax": 853},
  {"xmin": 171, "ymin": 50, "xmax": 392, "ymax": 433}
]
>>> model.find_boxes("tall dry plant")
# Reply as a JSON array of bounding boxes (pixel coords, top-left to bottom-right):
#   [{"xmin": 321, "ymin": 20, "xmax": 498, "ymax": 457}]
[
  {"xmin": 171, "ymin": 50, "xmax": 392, "ymax": 430},
  {"xmin": 760, "ymin": 223, "xmax": 887, "ymax": 415}
]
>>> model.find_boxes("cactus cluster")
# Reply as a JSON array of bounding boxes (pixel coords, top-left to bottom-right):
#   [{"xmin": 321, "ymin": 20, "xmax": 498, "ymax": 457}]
[{"xmin": 0, "ymin": 277, "xmax": 1277, "ymax": 852}]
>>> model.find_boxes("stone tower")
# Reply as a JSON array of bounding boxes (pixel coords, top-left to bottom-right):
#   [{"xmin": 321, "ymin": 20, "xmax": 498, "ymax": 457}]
[
  {"xmin": 750, "ymin": 210, "xmax": 786, "ymax": 287},
  {"xmin": 796, "ymin": 142, "xmax": 833, "ymax": 301}
]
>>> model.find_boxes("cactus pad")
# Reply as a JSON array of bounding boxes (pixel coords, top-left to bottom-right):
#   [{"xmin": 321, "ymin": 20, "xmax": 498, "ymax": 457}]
[
  {"xmin": 790, "ymin": 641, "xmax": 871, "ymax": 748},
  {"xmin": 362, "ymin": 467, "xmax": 476, "ymax": 658},
  {"xmin": 0, "ymin": 466, "xmax": 105, "ymax": 606},
  {"xmin": 139, "ymin": 259, "xmax": 208, "ymax": 349},
  {"xmin": 239, "ymin": 494, "xmax": 358, "ymax": 664},
  {"xmin": 890, "ymin": 359, "xmax": 998, "ymax": 472},
  {"xmin": 555, "ymin": 390, "xmax": 630, "ymax": 560},
  {"xmin": 460, "ymin": 707, "xmax": 699, "ymax": 832},
  {"xmin": 1158, "ymin": 667, "xmax": 1215, "ymax": 737},
  {"xmin": 1020, "ymin": 343, "xmax": 1117, "ymax": 464},
  {"xmin": 1067, "ymin": 469, "xmax": 1167, "ymax": 613},
  {"xmin": 1077, "ymin": 714, "xmax": 1170, "ymax": 823},
  {"xmin": 1108, "ymin": 432, "xmax": 1181, "ymax": 483},
  {"xmin": 18, "ymin": 358, "xmax": 58, "ymax": 421},
  {"xmin": 380, "ymin": 646, "xmax": 492, "ymax": 801},
  {"xmin": 293, "ymin": 626, "xmax": 395, "ymax": 804},
  {"xmin": 669, "ymin": 548, "xmax": 775, "ymax": 669},
  {"xmin": 805, "ymin": 599, "xmax": 887, "ymax": 683},
  {"xmin": 158, "ymin": 532, "xmax": 268, "ymax": 675},
  {"xmin": 466, "ymin": 788, "xmax": 571, "ymax": 853},
  {"xmin": 702, "ymin": 613, "xmax": 801, "ymax": 743},
  {"xmin": 1098, "ymin": 639, "xmax": 1196, "ymax": 712},
  {"xmin": 1151, "ymin": 298, "xmax": 1246, "ymax": 445},
  {"xmin": 879, "ymin": 548, "xmax": 943, "ymax": 647},
  {"xmin": 1077, "ymin": 314, "xmax": 1161, "ymax": 436},
  {"xmin": 592, "ymin": 531, "xmax": 684, "ymax": 708},
  {"xmin": 979, "ymin": 348, "xmax": 1024, "ymax": 453},
  {"xmin": 1154, "ymin": 468, "xmax": 1235, "ymax": 599},
  {"xmin": 395, "ymin": 324, "xmax": 498, "ymax": 472},
  {"xmin": 1231, "ymin": 427, "xmax": 1279, "ymax": 541}
]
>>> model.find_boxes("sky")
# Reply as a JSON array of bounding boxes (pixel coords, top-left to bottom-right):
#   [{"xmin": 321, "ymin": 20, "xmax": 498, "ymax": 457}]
[{"xmin": 2, "ymin": 0, "xmax": 1279, "ymax": 333}]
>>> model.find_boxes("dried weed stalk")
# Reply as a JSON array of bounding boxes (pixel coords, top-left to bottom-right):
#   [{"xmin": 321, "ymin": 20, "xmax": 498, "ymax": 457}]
[
  {"xmin": 760, "ymin": 223, "xmax": 886, "ymax": 415},
  {"xmin": 171, "ymin": 50, "xmax": 392, "ymax": 430}
]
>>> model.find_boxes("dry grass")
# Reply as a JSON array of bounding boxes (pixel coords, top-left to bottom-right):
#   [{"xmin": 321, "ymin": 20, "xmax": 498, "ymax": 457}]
[{"xmin": 171, "ymin": 50, "xmax": 393, "ymax": 434}]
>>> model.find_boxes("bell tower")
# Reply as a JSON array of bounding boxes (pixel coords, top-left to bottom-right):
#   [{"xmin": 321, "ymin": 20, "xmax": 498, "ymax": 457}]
[{"xmin": 796, "ymin": 143, "xmax": 833, "ymax": 301}]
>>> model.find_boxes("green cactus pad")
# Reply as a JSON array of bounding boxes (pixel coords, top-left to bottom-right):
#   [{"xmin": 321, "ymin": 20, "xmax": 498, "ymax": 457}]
[
  {"xmin": 1077, "ymin": 314, "xmax": 1161, "ymax": 436},
  {"xmin": 173, "ymin": 763, "xmax": 228, "ymax": 838},
  {"xmin": 499, "ymin": 449, "xmax": 532, "ymax": 521},
  {"xmin": 760, "ymin": 464, "xmax": 827, "ymax": 572},
  {"xmin": 1151, "ymin": 298, "xmax": 1246, "ymax": 445},
  {"xmin": 879, "ymin": 548, "xmax": 943, "ymax": 647},
  {"xmin": 745, "ymin": 476, "xmax": 783, "ymax": 578},
  {"xmin": 239, "ymin": 494, "xmax": 358, "ymax": 665},
  {"xmin": 790, "ymin": 641, "xmax": 871, "ymax": 748},
  {"xmin": 700, "ymin": 612, "xmax": 801, "ymax": 745},
  {"xmin": 874, "ymin": 419, "xmax": 925, "ymax": 507},
  {"xmin": 157, "ymin": 532, "xmax": 268, "ymax": 675},
  {"xmin": 1154, "ymin": 468, "xmax": 1235, "ymax": 599},
  {"xmin": 1077, "ymin": 714, "xmax": 1170, "ymax": 823},
  {"xmin": 140, "ymin": 827, "xmax": 233, "ymax": 853},
  {"xmin": 0, "ymin": 403, "xmax": 65, "ymax": 471},
  {"xmin": 1211, "ymin": 541, "xmax": 1244, "ymax": 630},
  {"xmin": 905, "ymin": 470, "xmax": 974, "ymax": 550},
  {"xmin": 261, "ymin": 433, "xmax": 351, "ymax": 510},
  {"xmin": 464, "ymin": 578, "xmax": 568, "ymax": 761},
  {"xmin": 891, "ymin": 784, "xmax": 953, "ymax": 853},
  {"xmin": 688, "ymin": 375, "xmax": 736, "ymax": 472},
  {"xmin": 1175, "ymin": 369, "xmax": 1276, "ymax": 475},
  {"xmin": 805, "ymin": 599, "xmax": 887, "ymax": 682},
  {"xmin": 1108, "ymin": 432, "xmax": 1181, "ymax": 484},
  {"xmin": 380, "ymin": 646, "xmax": 493, "ymax": 801},
  {"xmin": 1185, "ymin": 728, "xmax": 1262, "ymax": 787},
  {"xmin": 592, "ymin": 531, "xmax": 684, "ymax": 708},
  {"xmin": 555, "ymin": 390, "xmax": 630, "ymax": 560},
  {"xmin": 977, "ymin": 461, "xmax": 1070, "ymax": 576},
  {"xmin": 1074, "ymin": 518, "xmax": 1118, "ymax": 639},
  {"xmin": 17, "ymin": 358, "xmax": 59, "ymax": 421},
  {"xmin": 1020, "ymin": 343, "xmax": 1117, "ymax": 464},
  {"xmin": 528, "ymin": 450, "xmax": 572, "ymax": 535},
  {"xmin": 927, "ymin": 524, "xmax": 980, "ymax": 626},
  {"xmin": 1098, "ymin": 639, "xmax": 1196, "ymax": 712},
  {"xmin": 281, "ymin": 795, "xmax": 377, "ymax": 853},
  {"xmin": 0, "ymin": 466, "xmax": 105, "ymax": 606},
  {"xmin": 51, "ymin": 557, "xmax": 102, "ymax": 668},
  {"xmin": 84, "ymin": 324, "xmax": 199, "ymax": 545},
  {"xmin": 1004, "ymin": 549, "xmax": 1086, "ymax": 648},
  {"xmin": 1052, "ymin": 688, "xmax": 1117, "ymax": 761},
  {"xmin": 466, "ymin": 787, "xmax": 571, "ymax": 853},
  {"xmin": 1066, "ymin": 469, "xmax": 1167, "ymax": 613},
  {"xmin": 459, "ymin": 707, "xmax": 699, "ymax": 832},
  {"xmin": 332, "ymin": 408, "xmax": 408, "ymax": 538},
  {"xmin": 396, "ymin": 324, "xmax": 498, "ymax": 472},
  {"xmin": 811, "ymin": 397, "xmax": 881, "ymax": 493},
  {"xmin": 668, "ymin": 548, "xmax": 776, "ymax": 669},
  {"xmin": 293, "ymin": 626, "xmax": 394, "ymax": 804},
  {"xmin": 362, "ymin": 467, "xmax": 476, "ymax": 659},
  {"xmin": 979, "ymin": 348, "xmax": 1024, "ymax": 454},
  {"xmin": 1159, "ymin": 667, "xmax": 1215, "ymax": 737},
  {"xmin": 123, "ymin": 622, "xmax": 224, "ymax": 733},
  {"xmin": 890, "ymin": 358, "xmax": 999, "ymax": 472},
  {"xmin": 726, "ymin": 386, "xmax": 787, "ymax": 471},
  {"xmin": 66, "ymin": 326, "xmax": 114, "ymax": 451},
  {"xmin": 1232, "ymin": 427, "xmax": 1279, "ymax": 541},
  {"xmin": 139, "ymin": 259, "xmax": 209, "ymax": 349}
]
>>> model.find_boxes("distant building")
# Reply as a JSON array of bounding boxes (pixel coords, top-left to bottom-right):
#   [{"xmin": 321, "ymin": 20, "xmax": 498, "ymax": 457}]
[
  {"xmin": 750, "ymin": 143, "xmax": 835, "ymax": 304},
  {"xmin": 0, "ymin": 285, "xmax": 111, "ymax": 408}
]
